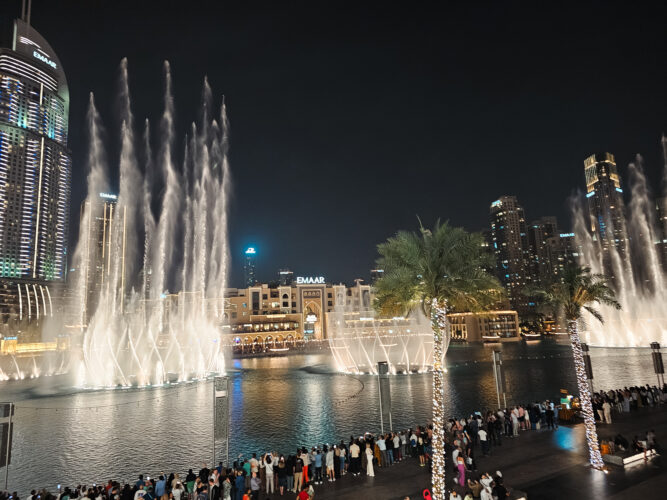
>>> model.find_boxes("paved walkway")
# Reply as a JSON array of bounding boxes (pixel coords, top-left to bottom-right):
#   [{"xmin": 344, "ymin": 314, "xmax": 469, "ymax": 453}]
[{"xmin": 284, "ymin": 404, "xmax": 666, "ymax": 499}]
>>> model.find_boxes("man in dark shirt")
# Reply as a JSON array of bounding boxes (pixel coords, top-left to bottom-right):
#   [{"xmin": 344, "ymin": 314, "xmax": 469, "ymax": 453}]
[{"xmin": 199, "ymin": 464, "xmax": 210, "ymax": 482}]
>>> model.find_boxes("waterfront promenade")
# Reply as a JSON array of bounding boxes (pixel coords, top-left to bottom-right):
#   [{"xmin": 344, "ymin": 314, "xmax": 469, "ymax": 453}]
[
  {"xmin": 5, "ymin": 404, "xmax": 663, "ymax": 500},
  {"xmin": 308, "ymin": 404, "xmax": 666, "ymax": 499}
]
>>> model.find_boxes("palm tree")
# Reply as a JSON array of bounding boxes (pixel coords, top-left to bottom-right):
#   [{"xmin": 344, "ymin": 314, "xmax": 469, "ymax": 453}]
[
  {"xmin": 374, "ymin": 220, "xmax": 502, "ymax": 499},
  {"xmin": 535, "ymin": 265, "xmax": 620, "ymax": 469}
]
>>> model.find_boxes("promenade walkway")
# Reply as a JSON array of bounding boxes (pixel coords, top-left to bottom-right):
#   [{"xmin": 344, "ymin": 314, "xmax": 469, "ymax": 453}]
[{"xmin": 308, "ymin": 404, "xmax": 666, "ymax": 499}]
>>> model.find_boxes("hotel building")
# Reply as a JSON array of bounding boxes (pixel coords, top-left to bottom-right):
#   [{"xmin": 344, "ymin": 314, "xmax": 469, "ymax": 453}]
[
  {"xmin": 0, "ymin": 15, "xmax": 71, "ymax": 333},
  {"xmin": 224, "ymin": 277, "xmax": 519, "ymax": 352}
]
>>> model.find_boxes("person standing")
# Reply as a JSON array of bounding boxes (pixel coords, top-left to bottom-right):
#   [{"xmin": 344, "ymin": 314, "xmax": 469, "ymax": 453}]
[
  {"xmin": 221, "ymin": 477, "xmax": 231, "ymax": 500},
  {"xmin": 314, "ymin": 448, "xmax": 323, "ymax": 484},
  {"xmin": 262, "ymin": 454, "xmax": 274, "ymax": 495},
  {"xmin": 249, "ymin": 454, "xmax": 259, "ymax": 480},
  {"xmin": 603, "ymin": 400, "xmax": 612, "ymax": 424},
  {"xmin": 285, "ymin": 454, "xmax": 295, "ymax": 493},
  {"xmin": 325, "ymin": 445, "xmax": 335, "ymax": 482},
  {"xmin": 277, "ymin": 457, "xmax": 287, "ymax": 496},
  {"xmin": 300, "ymin": 448, "xmax": 310, "ymax": 484},
  {"xmin": 350, "ymin": 439, "xmax": 361, "ymax": 476},
  {"xmin": 293, "ymin": 453, "xmax": 304, "ymax": 493},
  {"xmin": 478, "ymin": 427, "xmax": 489, "ymax": 456},
  {"xmin": 365, "ymin": 443, "xmax": 375, "ymax": 477}
]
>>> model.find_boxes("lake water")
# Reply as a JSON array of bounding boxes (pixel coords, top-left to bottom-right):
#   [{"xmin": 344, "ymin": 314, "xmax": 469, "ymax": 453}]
[{"xmin": 0, "ymin": 340, "xmax": 657, "ymax": 494}]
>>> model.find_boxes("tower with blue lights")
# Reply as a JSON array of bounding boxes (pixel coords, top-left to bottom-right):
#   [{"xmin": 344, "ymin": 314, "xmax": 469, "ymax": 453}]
[
  {"xmin": 584, "ymin": 152, "xmax": 626, "ymax": 262},
  {"xmin": 0, "ymin": 14, "xmax": 71, "ymax": 282},
  {"xmin": 244, "ymin": 247, "xmax": 257, "ymax": 287}
]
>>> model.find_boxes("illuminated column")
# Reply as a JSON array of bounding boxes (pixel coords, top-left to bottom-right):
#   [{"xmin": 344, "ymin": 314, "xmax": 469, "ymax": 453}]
[
  {"xmin": 430, "ymin": 298, "xmax": 447, "ymax": 499},
  {"xmin": 568, "ymin": 320, "xmax": 604, "ymax": 469}
]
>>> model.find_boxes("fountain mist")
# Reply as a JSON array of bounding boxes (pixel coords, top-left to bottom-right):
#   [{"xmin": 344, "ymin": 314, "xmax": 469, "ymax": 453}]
[
  {"xmin": 73, "ymin": 61, "xmax": 230, "ymax": 386},
  {"xmin": 573, "ymin": 148, "xmax": 666, "ymax": 346}
]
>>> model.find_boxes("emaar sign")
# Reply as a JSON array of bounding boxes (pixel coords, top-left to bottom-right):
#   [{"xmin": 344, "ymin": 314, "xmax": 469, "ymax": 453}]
[
  {"xmin": 33, "ymin": 50, "xmax": 57, "ymax": 69},
  {"xmin": 296, "ymin": 276, "xmax": 325, "ymax": 284}
]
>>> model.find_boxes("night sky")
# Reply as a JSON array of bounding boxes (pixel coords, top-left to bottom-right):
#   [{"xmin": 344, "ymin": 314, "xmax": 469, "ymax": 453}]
[{"xmin": 2, "ymin": 1, "xmax": 666, "ymax": 286}]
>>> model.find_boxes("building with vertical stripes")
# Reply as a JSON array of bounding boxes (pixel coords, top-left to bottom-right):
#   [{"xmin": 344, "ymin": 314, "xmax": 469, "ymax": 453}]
[{"xmin": 0, "ymin": 16, "xmax": 70, "ymax": 332}]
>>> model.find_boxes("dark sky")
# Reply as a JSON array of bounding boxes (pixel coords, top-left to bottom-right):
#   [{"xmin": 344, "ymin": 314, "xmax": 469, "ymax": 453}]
[{"xmin": 2, "ymin": 1, "xmax": 666, "ymax": 286}]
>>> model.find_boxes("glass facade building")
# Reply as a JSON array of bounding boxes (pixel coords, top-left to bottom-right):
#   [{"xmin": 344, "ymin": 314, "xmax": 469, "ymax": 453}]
[
  {"xmin": 584, "ymin": 152, "xmax": 626, "ymax": 260},
  {"xmin": 0, "ymin": 19, "xmax": 71, "ymax": 282}
]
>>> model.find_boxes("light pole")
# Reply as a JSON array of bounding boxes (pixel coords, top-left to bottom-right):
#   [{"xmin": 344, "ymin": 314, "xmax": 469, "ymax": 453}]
[
  {"xmin": 491, "ymin": 351, "xmax": 507, "ymax": 409},
  {"xmin": 650, "ymin": 343, "xmax": 664, "ymax": 387},
  {"xmin": 377, "ymin": 361, "xmax": 392, "ymax": 433}
]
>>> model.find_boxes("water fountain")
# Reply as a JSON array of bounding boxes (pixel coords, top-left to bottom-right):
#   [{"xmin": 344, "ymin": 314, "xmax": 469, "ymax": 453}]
[
  {"xmin": 573, "ymin": 145, "xmax": 667, "ymax": 346},
  {"xmin": 71, "ymin": 60, "xmax": 230, "ymax": 387},
  {"xmin": 327, "ymin": 303, "xmax": 433, "ymax": 374}
]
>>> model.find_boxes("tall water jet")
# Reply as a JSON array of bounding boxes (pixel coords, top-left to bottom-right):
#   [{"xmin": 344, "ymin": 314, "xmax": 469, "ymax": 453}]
[
  {"xmin": 327, "ymin": 290, "xmax": 433, "ymax": 374},
  {"xmin": 573, "ymin": 148, "xmax": 667, "ymax": 346},
  {"xmin": 71, "ymin": 61, "xmax": 231, "ymax": 387}
]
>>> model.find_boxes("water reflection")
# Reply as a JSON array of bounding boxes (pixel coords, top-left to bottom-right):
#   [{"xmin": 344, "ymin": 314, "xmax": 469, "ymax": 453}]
[{"xmin": 0, "ymin": 341, "xmax": 657, "ymax": 494}]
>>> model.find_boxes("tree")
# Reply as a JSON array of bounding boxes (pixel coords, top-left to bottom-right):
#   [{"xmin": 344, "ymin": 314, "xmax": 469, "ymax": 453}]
[
  {"xmin": 374, "ymin": 220, "xmax": 502, "ymax": 499},
  {"xmin": 535, "ymin": 264, "xmax": 620, "ymax": 469}
]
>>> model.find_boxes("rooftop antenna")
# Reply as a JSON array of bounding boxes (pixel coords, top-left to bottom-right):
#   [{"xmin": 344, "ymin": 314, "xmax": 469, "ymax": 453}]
[{"xmin": 27, "ymin": 0, "xmax": 32, "ymax": 25}]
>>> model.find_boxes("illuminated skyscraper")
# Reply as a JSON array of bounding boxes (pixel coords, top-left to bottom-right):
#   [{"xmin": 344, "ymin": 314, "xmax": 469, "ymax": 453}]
[
  {"xmin": 244, "ymin": 247, "xmax": 257, "ymax": 287},
  {"xmin": 0, "ymin": 16, "xmax": 71, "ymax": 282},
  {"xmin": 584, "ymin": 153, "xmax": 626, "ymax": 260},
  {"xmin": 489, "ymin": 195, "xmax": 532, "ymax": 315},
  {"xmin": 527, "ymin": 216, "xmax": 559, "ymax": 284},
  {"xmin": 77, "ymin": 193, "xmax": 126, "ymax": 322}
]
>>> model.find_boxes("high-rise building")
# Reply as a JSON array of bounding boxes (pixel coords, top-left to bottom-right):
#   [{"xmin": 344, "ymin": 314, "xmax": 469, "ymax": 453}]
[
  {"xmin": 0, "ymin": 16, "xmax": 71, "ymax": 282},
  {"xmin": 584, "ymin": 153, "xmax": 626, "ymax": 263},
  {"xmin": 527, "ymin": 216, "xmax": 559, "ymax": 284},
  {"xmin": 76, "ymin": 192, "xmax": 127, "ymax": 322},
  {"xmin": 244, "ymin": 247, "xmax": 257, "ymax": 287},
  {"xmin": 545, "ymin": 232, "xmax": 579, "ymax": 281},
  {"xmin": 278, "ymin": 268, "xmax": 293, "ymax": 286},
  {"xmin": 489, "ymin": 196, "xmax": 532, "ymax": 315}
]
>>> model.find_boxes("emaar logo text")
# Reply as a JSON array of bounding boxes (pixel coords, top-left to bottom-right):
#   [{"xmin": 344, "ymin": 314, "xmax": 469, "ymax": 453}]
[{"xmin": 33, "ymin": 50, "xmax": 56, "ymax": 69}]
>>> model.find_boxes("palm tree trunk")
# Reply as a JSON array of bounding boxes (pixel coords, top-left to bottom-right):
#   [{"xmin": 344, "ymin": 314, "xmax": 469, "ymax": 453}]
[
  {"xmin": 430, "ymin": 299, "xmax": 447, "ymax": 499},
  {"xmin": 567, "ymin": 319, "xmax": 604, "ymax": 469}
]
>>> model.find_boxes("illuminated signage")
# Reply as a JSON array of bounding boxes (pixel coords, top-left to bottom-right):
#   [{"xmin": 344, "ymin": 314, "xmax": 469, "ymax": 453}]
[
  {"xmin": 296, "ymin": 276, "xmax": 325, "ymax": 284},
  {"xmin": 559, "ymin": 233, "xmax": 575, "ymax": 238},
  {"xmin": 491, "ymin": 200, "xmax": 502, "ymax": 208},
  {"xmin": 99, "ymin": 192, "xmax": 117, "ymax": 200},
  {"xmin": 305, "ymin": 313, "xmax": 318, "ymax": 322},
  {"xmin": 33, "ymin": 50, "xmax": 56, "ymax": 69},
  {"xmin": 245, "ymin": 247, "xmax": 256, "ymax": 255}
]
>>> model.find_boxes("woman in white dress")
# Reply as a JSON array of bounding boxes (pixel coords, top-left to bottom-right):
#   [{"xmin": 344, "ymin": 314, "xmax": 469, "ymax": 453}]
[{"xmin": 365, "ymin": 443, "xmax": 375, "ymax": 477}]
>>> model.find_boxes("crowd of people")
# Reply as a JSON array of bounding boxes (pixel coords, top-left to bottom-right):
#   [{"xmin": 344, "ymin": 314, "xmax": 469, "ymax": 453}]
[
  {"xmin": 2, "ymin": 383, "xmax": 664, "ymax": 500},
  {"xmin": 591, "ymin": 384, "xmax": 667, "ymax": 424}
]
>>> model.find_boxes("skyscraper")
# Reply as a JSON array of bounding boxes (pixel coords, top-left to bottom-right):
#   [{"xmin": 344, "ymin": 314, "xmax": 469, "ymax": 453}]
[
  {"xmin": 244, "ymin": 247, "xmax": 257, "ymax": 287},
  {"xmin": 489, "ymin": 195, "xmax": 531, "ymax": 315},
  {"xmin": 77, "ymin": 192, "xmax": 126, "ymax": 322},
  {"xmin": 527, "ymin": 216, "xmax": 559, "ymax": 284},
  {"xmin": 584, "ymin": 153, "xmax": 626, "ymax": 261},
  {"xmin": 0, "ymin": 16, "xmax": 71, "ymax": 282}
]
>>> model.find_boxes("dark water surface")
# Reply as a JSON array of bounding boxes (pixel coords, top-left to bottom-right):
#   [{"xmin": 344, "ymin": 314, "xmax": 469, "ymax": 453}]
[{"xmin": 0, "ymin": 340, "xmax": 655, "ymax": 494}]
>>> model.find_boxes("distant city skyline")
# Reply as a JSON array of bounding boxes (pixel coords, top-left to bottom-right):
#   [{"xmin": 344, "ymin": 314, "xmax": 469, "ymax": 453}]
[{"xmin": 0, "ymin": 1, "xmax": 665, "ymax": 287}]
